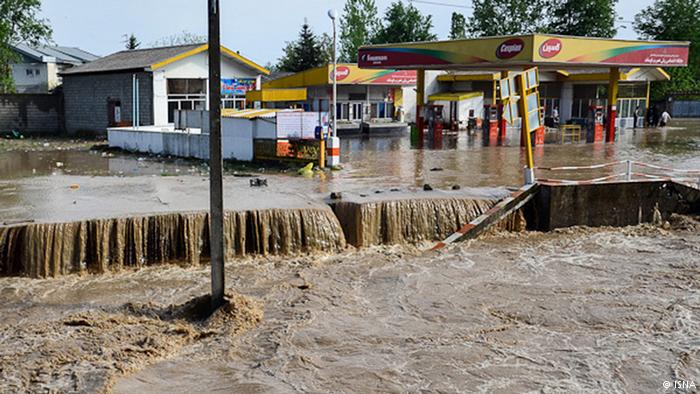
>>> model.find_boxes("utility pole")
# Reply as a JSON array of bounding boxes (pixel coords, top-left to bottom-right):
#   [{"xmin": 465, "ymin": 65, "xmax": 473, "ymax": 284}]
[{"xmin": 208, "ymin": 0, "xmax": 225, "ymax": 310}]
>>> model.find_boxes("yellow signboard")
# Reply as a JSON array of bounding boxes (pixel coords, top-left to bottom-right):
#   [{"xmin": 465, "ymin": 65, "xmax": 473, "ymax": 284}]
[
  {"xmin": 359, "ymin": 34, "xmax": 690, "ymax": 69},
  {"xmin": 264, "ymin": 64, "xmax": 417, "ymax": 89}
]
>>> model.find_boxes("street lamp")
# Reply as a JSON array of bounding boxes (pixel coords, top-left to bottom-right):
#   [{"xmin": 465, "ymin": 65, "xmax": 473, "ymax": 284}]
[{"xmin": 328, "ymin": 9, "xmax": 338, "ymax": 138}]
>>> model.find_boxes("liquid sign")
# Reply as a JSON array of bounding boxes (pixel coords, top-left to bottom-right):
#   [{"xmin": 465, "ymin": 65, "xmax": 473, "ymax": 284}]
[
  {"xmin": 332, "ymin": 66, "xmax": 351, "ymax": 81},
  {"xmin": 539, "ymin": 39, "xmax": 562, "ymax": 58}
]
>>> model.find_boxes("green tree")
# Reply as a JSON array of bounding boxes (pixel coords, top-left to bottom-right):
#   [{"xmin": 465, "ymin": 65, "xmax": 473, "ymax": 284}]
[
  {"xmin": 319, "ymin": 32, "xmax": 334, "ymax": 65},
  {"xmin": 0, "ymin": 0, "xmax": 52, "ymax": 93},
  {"xmin": 150, "ymin": 31, "xmax": 205, "ymax": 48},
  {"xmin": 449, "ymin": 12, "xmax": 467, "ymax": 39},
  {"xmin": 374, "ymin": 2, "xmax": 437, "ymax": 44},
  {"xmin": 277, "ymin": 20, "xmax": 325, "ymax": 72},
  {"xmin": 123, "ymin": 33, "xmax": 140, "ymax": 50},
  {"xmin": 548, "ymin": 0, "xmax": 617, "ymax": 38},
  {"xmin": 339, "ymin": 0, "xmax": 380, "ymax": 62},
  {"xmin": 468, "ymin": 0, "xmax": 550, "ymax": 37},
  {"xmin": 634, "ymin": 0, "xmax": 700, "ymax": 97}
]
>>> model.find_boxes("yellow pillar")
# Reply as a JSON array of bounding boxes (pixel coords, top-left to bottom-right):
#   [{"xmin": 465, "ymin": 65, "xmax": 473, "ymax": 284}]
[
  {"xmin": 645, "ymin": 81, "xmax": 651, "ymax": 127},
  {"xmin": 492, "ymin": 79, "xmax": 497, "ymax": 105},
  {"xmin": 606, "ymin": 67, "xmax": 620, "ymax": 142},
  {"xmin": 498, "ymin": 71, "xmax": 509, "ymax": 141},
  {"xmin": 516, "ymin": 72, "xmax": 535, "ymax": 182},
  {"xmin": 319, "ymin": 138, "xmax": 326, "ymax": 169}
]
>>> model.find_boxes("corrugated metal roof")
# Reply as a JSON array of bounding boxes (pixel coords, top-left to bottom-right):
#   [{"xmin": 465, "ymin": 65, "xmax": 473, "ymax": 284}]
[
  {"xmin": 222, "ymin": 108, "xmax": 302, "ymax": 119},
  {"xmin": 53, "ymin": 47, "xmax": 99, "ymax": 62},
  {"xmin": 12, "ymin": 43, "xmax": 97, "ymax": 64},
  {"xmin": 62, "ymin": 44, "xmax": 203, "ymax": 75}
]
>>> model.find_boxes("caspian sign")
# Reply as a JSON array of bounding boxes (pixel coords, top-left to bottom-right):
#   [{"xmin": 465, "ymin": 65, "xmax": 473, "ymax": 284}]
[{"xmin": 496, "ymin": 39, "xmax": 525, "ymax": 59}]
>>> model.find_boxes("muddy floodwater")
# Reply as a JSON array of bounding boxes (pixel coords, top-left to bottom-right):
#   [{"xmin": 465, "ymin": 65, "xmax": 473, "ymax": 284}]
[
  {"xmin": 0, "ymin": 121, "xmax": 699, "ymax": 392},
  {"xmin": 1, "ymin": 121, "xmax": 699, "ymax": 191},
  {"xmin": 0, "ymin": 220, "xmax": 698, "ymax": 392}
]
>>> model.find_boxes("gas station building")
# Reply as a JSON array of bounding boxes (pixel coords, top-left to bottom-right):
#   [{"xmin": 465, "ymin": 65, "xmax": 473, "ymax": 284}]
[
  {"xmin": 427, "ymin": 67, "xmax": 670, "ymax": 129},
  {"xmin": 359, "ymin": 34, "xmax": 689, "ymax": 140},
  {"xmin": 251, "ymin": 64, "xmax": 417, "ymax": 133}
]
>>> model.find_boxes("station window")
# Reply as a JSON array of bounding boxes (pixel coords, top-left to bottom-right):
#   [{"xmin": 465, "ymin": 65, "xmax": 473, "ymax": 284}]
[
  {"xmin": 351, "ymin": 103, "xmax": 363, "ymax": 120},
  {"xmin": 167, "ymin": 79, "xmax": 207, "ymax": 123}
]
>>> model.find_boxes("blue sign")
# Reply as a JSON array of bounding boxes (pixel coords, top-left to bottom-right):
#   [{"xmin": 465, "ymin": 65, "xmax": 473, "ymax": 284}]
[{"xmin": 221, "ymin": 78, "xmax": 256, "ymax": 96}]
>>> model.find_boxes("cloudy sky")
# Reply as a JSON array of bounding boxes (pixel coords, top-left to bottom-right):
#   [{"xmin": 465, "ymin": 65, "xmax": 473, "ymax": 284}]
[{"xmin": 41, "ymin": 0, "xmax": 655, "ymax": 65}]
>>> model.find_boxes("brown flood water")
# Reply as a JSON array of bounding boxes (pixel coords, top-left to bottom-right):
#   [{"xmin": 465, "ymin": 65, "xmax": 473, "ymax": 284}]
[
  {"xmin": 1, "ymin": 120, "xmax": 699, "ymax": 191},
  {"xmin": 0, "ymin": 121, "xmax": 698, "ymax": 392},
  {"xmin": 0, "ymin": 220, "xmax": 698, "ymax": 392}
]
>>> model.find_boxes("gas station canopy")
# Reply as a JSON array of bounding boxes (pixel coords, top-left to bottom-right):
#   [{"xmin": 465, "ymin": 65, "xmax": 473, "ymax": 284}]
[{"xmin": 358, "ymin": 34, "xmax": 690, "ymax": 70}]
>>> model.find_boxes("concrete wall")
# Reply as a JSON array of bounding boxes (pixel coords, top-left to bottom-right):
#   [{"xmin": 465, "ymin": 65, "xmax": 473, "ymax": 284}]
[
  {"xmin": 108, "ymin": 118, "xmax": 255, "ymax": 161},
  {"xmin": 0, "ymin": 94, "xmax": 63, "ymax": 134},
  {"xmin": 527, "ymin": 181, "xmax": 700, "ymax": 231},
  {"xmin": 401, "ymin": 86, "xmax": 416, "ymax": 122},
  {"xmin": 671, "ymin": 100, "xmax": 700, "ymax": 118},
  {"xmin": 63, "ymin": 71, "xmax": 153, "ymax": 135}
]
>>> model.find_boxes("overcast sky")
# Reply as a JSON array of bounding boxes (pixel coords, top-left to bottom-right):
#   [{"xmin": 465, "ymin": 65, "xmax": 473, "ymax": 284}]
[{"xmin": 41, "ymin": 0, "xmax": 655, "ymax": 65}]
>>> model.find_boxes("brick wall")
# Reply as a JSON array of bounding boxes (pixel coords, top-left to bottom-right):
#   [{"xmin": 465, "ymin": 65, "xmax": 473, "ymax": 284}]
[
  {"xmin": 0, "ymin": 93, "xmax": 63, "ymax": 135},
  {"xmin": 63, "ymin": 71, "xmax": 153, "ymax": 135}
]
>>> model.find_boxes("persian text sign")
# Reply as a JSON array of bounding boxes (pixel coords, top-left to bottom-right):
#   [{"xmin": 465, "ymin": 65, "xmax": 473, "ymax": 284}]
[
  {"xmin": 533, "ymin": 35, "xmax": 689, "ymax": 66},
  {"xmin": 222, "ymin": 78, "xmax": 256, "ymax": 95},
  {"xmin": 328, "ymin": 65, "xmax": 417, "ymax": 85}
]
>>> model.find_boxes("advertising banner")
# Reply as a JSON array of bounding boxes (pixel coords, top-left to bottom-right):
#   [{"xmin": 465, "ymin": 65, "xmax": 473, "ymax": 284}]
[
  {"xmin": 358, "ymin": 34, "xmax": 689, "ymax": 69},
  {"xmin": 329, "ymin": 65, "xmax": 416, "ymax": 85},
  {"xmin": 222, "ymin": 78, "xmax": 257, "ymax": 95},
  {"xmin": 532, "ymin": 35, "xmax": 690, "ymax": 66}
]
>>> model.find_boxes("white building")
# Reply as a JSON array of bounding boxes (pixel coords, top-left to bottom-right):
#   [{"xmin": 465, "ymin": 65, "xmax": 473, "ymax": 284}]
[
  {"xmin": 61, "ymin": 43, "xmax": 268, "ymax": 134},
  {"xmin": 10, "ymin": 43, "xmax": 97, "ymax": 93}
]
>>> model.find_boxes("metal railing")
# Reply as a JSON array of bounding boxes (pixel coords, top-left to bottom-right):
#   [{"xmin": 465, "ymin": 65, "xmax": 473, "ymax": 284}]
[{"xmin": 535, "ymin": 160, "xmax": 700, "ymax": 187}]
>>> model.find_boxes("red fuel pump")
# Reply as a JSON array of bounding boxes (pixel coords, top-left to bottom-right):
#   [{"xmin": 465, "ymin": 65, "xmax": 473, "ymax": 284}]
[
  {"xmin": 483, "ymin": 104, "xmax": 500, "ymax": 146},
  {"xmin": 587, "ymin": 105, "xmax": 605, "ymax": 143},
  {"xmin": 426, "ymin": 105, "xmax": 445, "ymax": 134}
]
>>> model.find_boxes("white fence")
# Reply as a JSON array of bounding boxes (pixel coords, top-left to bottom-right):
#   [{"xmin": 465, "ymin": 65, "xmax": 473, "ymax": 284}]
[{"xmin": 535, "ymin": 160, "xmax": 700, "ymax": 187}]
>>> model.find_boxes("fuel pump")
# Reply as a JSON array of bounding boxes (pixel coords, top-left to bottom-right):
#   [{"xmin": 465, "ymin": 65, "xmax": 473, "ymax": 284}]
[
  {"xmin": 587, "ymin": 105, "xmax": 605, "ymax": 143},
  {"xmin": 482, "ymin": 104, "xmax": 500, "ymax": 146},
  {"xmin": 425, "ymin": 105, "xmax": 445, "ymax": 135}
]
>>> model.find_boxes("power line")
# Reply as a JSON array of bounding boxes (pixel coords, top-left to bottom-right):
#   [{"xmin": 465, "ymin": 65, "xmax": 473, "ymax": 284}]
[{"xmin": 408, "ymin": 0, "xmax": 472, "ymax": 9}]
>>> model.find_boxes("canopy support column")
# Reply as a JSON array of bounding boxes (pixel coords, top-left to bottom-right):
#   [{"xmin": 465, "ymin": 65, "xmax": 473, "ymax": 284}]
[
  {"xmin": 416, "ymin": 69, "xmax": 425, "ymax": 137},
  {"xmin": 644, "ymin": 81, "xmax": 651, "ymax": 127},
  {"xmin": 606, "ymin": 67, "xmax": 620, "ymax": 142},
  {"xmin": 499, "ymin": 71, "xmax": 508, "ymax": 142}
]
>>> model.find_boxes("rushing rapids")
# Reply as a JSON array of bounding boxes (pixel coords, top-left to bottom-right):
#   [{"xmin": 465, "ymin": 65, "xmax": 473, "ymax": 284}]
[
  {"xmin": 0, "ymin": 208, "xmax": 346, "ymax": 278},
  {"xmin": 332, "ymin": 197, "xmax": 524, "ymax": 247},
  {"xmin": 0, "ymin": 194, "xmax": 528, "ymax": 278}
]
